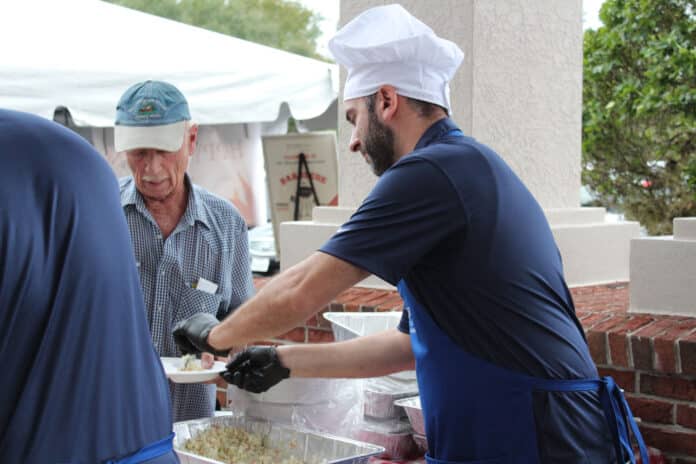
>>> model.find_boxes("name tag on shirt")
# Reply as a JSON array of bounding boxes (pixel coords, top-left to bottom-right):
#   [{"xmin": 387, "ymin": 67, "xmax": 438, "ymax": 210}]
[
  {"xmin": 251, "ymin": 256, "xmax": 270, "ymax": 273},
  {"xmin": 195, "ymin": 277, "xmax": 218, "ymax": 294}
]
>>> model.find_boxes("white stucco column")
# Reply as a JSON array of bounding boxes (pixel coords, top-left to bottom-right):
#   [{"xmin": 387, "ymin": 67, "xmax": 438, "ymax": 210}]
[
  {"xmin": 629, "ymin": 218, "xmax": 696, "ymax": 317},
  {"xmin": 280, "ymin": 0, "xmax": 640, "ymax": 288},
  {"xmin": 338, "ymin": 0, "xmax": 582, "ymax": 208}
]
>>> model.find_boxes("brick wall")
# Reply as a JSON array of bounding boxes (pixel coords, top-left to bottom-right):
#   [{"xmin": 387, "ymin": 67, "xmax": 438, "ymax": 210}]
[
  {"xmin": 254, "ymin": 278, "xmax": 696, "ymax": 463},
  {"xmin": 578, "ymin": 284, "xmax": 696, "ymax": 463}
]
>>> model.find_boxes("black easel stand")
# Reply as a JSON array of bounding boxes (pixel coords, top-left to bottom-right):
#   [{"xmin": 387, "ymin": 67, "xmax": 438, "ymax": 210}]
[{"xmin": 293, "ymin": 152, "xmax": 320, "ymax": 220}]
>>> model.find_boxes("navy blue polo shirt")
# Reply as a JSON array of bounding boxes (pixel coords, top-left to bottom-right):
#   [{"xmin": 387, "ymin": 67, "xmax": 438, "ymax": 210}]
[
  {"xmin": 0, "ymin": 110, "xmax": 176, "ymax": 463},
  {"xmin": 321, "ymin": 118, "xmax": 614, "ymax": 462}
]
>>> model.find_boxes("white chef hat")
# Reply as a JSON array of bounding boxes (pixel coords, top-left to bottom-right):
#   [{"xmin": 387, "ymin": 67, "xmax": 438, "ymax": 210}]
[{"xmin": 328, "ymin": 4, "xmax": 464, "ymax": 111}]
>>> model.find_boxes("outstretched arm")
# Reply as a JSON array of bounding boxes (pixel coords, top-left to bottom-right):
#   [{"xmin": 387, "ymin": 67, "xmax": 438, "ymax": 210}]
[
  {"xmin": 208, "ymin": 251, "xmax": 369, "ymax": 350},
  {"xmin": 223, "ymin": 328, "xmax": 414, "ymax": 393},
  {"xmin": 279, "ymin": 327, "xmax": 414, "ymax": 378}
]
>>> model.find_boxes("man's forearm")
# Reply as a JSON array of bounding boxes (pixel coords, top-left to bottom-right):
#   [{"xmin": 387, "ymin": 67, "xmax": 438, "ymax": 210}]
[
  {"xmin": 208, "ymin": 264, "xmax": 307, "ymax": 348},
  {"xmin": 277, "ymin": 328, "xmax": 415, "ymax": 378},
  {"xmin": 207, "ymin": 252, "xmax": 368, "ymax": 350}
]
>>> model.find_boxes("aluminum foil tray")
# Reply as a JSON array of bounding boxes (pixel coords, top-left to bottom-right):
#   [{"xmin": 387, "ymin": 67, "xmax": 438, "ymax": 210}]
[
  {"xmin": 363, "ymin": 378, "xmax": 418, "ymax": 420},
  {"xmin": 363, "ymin": 388, "xmax": 408, "ymax": 420},
  {"xmin": 323, "ymin": 312, "xmax": 416, "ymax": 382},
  {"xmin": 412, "ymin": 433, "xmax": 428, "ymax": 455},
  {"xmin": 354, "ymin": 418, "xmax": 418, "ymax": 460},
  {"xmin": 174, "ymin": 415, "xmax": 385, "ymax": 464},
  {"xmin": 393, "ymin": 396, "xmax": 424, "ymax": 435}
]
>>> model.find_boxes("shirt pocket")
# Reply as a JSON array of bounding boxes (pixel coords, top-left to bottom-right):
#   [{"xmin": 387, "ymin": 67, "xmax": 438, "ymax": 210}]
[{"xmin": 175, "ymin": 285, "xmax": 223, "ymax": 322}]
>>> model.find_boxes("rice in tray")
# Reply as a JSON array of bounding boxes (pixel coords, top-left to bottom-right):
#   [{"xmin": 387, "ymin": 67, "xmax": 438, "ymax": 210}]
[
  {"xmin": 182, "ymin": 425, "xmax": 316, "ymax": 464},
  {"xmin": 174, "ymin": 415, "xmax": 384, "ymax": 464}
]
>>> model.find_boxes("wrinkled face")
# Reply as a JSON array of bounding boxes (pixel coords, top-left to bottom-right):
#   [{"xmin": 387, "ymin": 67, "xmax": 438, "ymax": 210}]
[
  {"xmin": 125, "ymin": 124, "xmax": 197, "ymax": 202},
  {"xmin": 345, "ymin": 96, "xmax": 396, "ymax": 177}
]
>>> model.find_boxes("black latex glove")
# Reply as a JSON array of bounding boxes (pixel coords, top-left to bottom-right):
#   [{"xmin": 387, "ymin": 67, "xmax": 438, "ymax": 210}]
[
  {"xmin": 172, "ymin": 313, "xmax": 228, "ymax": 356},
  {"xmin": 222, "ymin": 346, "xmax": 290, "ymax": 393}
]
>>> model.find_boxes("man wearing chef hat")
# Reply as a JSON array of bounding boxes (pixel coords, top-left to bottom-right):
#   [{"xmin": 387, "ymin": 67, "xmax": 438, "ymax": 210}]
[{"xmin": 174, "ymin": 4, "xmax": 648, "ymax": 463}]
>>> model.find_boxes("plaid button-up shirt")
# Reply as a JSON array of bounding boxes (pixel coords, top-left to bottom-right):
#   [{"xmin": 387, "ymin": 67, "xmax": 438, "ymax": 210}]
[{"xmin": 120, "ymin": 175, "xmax": 254, "ymax": 422}]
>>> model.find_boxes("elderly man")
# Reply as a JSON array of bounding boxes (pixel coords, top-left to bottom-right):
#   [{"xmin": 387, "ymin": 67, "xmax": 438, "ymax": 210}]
[
  {"xmin": 173, "ymin": 5, "xmax": 648, "ymax": 463},
  {"xmin": 115, "ymin": 80, "xmax": 254, "ymax": 422},
  {"xmin": 0, "ymin": 109, "xmax": 177, "ymax": 463}
]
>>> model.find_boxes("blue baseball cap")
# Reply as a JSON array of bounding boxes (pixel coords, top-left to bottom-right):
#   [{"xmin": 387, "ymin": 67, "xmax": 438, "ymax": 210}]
[{"xmin": 114, "ymin": 80, "xmax": 191, "ymax": 152}]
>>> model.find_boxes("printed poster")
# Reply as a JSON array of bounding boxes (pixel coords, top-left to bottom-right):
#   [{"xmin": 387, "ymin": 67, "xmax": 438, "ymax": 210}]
[{"xmin": 262, "ymin": 132, "xmax": 338, "ymax": 259}]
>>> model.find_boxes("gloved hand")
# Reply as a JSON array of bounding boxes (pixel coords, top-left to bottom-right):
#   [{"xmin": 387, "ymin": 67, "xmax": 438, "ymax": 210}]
[
  {"xmin": 222, "ymin": 346, "xmax": 290, "ymax": 393},
  {"xmin": 172, "ymin": 313, "xmax": 229, "ymax": 357}
]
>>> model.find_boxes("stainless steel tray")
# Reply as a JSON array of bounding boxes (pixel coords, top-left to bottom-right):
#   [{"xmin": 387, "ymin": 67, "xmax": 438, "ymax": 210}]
[
  {"xmin": 174, "ymin": 415, "xmax": 385, "ymax": 464},
  {"xmin": 363, "ymin": 377, "xmax": 418, "ymax": 420},
  {"xmin": 393, "ymin": 396, "xmax": 424, "ymax": 435},
  {"xmin": 412, "ymin": 432, "xmax": 428, "ymax": 455},
  {"xmin": 354, "ymin": 418, "xmax": 418, "ymax": 460}
]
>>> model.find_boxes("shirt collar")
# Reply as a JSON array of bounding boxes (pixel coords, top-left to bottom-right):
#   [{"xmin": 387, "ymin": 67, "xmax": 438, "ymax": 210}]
[
  {"xmin": 121, "ymin": 174, "xmax": 211, "ymax": 230},
  {"xmin": 414, "ymin": 117, "xmax": 461, "ymax": 151},
  {"xmin": 120, "ymin": 177, "xmax": 139, "ymax": 208}
]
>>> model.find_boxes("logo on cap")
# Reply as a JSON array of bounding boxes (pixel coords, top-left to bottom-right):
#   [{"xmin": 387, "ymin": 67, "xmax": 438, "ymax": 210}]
[
  {"xmin": 134, "ymin": 99, "xmax": 163, "ymax": 121},
  {"xmin": 138, "ymin": 103, "xmax": 155, "ymax": 114}
]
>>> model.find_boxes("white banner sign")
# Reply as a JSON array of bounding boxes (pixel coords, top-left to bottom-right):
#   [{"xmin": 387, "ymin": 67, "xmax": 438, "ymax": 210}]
[{"xmin": 262, "ymin": 132, "xmax": 338, "ymax": 258}]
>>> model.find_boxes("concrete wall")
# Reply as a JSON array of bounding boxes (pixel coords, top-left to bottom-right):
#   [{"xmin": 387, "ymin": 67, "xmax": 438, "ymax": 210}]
[
  {"xmin": 282, "ymin": 206, "xmax": 640, "ymax": 288},
  {"xmin": 337, "ymin": 0, "xmax": 582, "ymax": 210},
  {"xmin": 630, "ymin": 218, "xmax": 696, "ymax": 317}
]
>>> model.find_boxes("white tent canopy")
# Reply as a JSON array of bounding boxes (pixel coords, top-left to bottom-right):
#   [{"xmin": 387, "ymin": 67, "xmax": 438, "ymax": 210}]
[{"xmin": 0, "ymin": 0, "xmax": 338, "ymax": 127}]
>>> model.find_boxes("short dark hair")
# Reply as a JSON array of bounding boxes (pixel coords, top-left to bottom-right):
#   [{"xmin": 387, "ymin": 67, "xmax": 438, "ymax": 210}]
[{"xmin": 365, "ymin": 93, "xmax": 448, "ymax": 118}]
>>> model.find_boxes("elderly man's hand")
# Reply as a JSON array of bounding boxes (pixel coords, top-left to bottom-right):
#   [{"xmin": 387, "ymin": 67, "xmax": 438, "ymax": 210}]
[
  {"xmin": 222, "ymin": 346, "xmax": 290, "ymax": 393},
  {"xmin": 173, "ymin": 313, "xmax": 229, "ymax": 356}
]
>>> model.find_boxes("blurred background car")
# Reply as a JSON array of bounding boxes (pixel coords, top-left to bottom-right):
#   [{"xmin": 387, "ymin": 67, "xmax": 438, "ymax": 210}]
[{"xmin": 248, "ymin": 223, "xmax": 280, "ymax": 275}]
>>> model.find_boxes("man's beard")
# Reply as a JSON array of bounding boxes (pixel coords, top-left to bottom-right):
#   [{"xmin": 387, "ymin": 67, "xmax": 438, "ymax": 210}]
[{"xmin": 363, "ymin": 109, "xmax": 396, "ymax": 176}]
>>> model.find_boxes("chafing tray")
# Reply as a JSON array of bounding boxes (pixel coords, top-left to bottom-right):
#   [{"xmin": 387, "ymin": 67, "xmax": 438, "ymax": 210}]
[
  {"xmin": 363, "ymin": 377, "xmax": 418, "ymax": 420},
  {"xmin": 412, "ymin": 432, "xmax": 428, "ymax": 455},
  {"xmin": 393, "ymin": 396, "xmax": 424, "ymax": 435},
  {"xmin": 173, "ymin": 415, "xmax": 385, "ymax": 464},
  {"xmin": 354, "ymin": 418, "xmax": 418, "ymax": 460}
]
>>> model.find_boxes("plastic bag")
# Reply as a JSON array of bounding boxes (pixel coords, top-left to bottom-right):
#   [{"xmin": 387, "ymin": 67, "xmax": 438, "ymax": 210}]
[{"xmin": 226, "ymin": 377, "xmax": 365, "ymax": 436}]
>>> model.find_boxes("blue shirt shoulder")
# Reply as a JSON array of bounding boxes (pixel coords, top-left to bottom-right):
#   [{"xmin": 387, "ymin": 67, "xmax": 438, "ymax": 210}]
[{"xmin": 0, "ymin": 110, "xmax": 174, "ymax": 462}]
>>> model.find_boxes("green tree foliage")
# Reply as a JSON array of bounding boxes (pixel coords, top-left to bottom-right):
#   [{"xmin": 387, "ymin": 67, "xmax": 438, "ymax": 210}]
[
  {"xmin": 583, "ymin": 0, "xmax": 696, "ymax": 235},
  {"xmin": 105, "ymin": 0, "xmax": 325, "ymax": 60},
  {"xmin": 688, "ymin": 162, "xmax": 696, "ymax": 194}
]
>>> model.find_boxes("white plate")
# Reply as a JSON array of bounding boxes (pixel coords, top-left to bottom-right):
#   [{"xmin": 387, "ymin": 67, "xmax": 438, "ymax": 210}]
[{"xmin": 161, "ymin": 357, "xmax": 226, "ymax": 383}]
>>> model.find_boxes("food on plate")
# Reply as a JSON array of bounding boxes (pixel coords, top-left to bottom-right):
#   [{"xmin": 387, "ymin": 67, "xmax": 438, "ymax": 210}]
[
  {"xmin": 182, "ymin": 425, "xmax": 319, "ymax": 463},
  {"xmin": 179, "ymin": 354, "xmax": 203, "ymax": 372}
]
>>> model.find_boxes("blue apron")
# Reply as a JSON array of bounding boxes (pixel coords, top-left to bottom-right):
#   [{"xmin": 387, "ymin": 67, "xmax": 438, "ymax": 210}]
[
  {"xmin": 398, "ymin": 280, "xmax": 648, "ymax": 464},
  {"xmin": 106, "ymin": 433, "xmax": 175, "ymax": 464}
]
